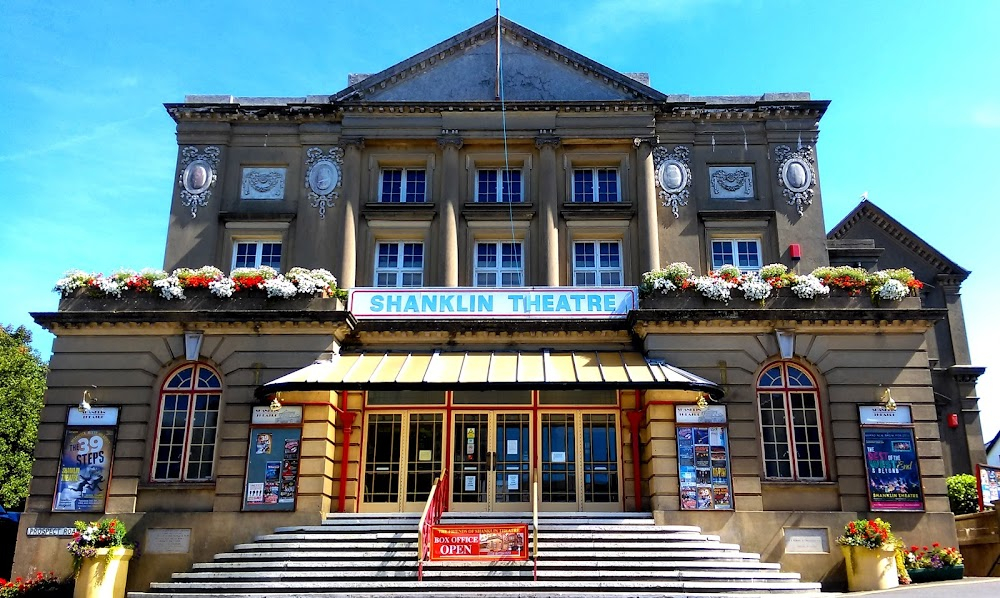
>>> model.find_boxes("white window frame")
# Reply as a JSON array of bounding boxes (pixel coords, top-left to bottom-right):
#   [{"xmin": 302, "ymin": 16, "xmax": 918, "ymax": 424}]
[
  {"xmin": 710, "ymin": 238, "xmax": 762, "ymax": 273},
  {"xmin": 232, "ymin": 240, "xmax": 282, "ymax": 270},
  {"xmin": 571, "ymin": 167, "xmax": 620, "ymax": 203},
  {"xmin": 475, "ymin": 168, "xmax": 523, "ymax": 203},
  {"xmin": 374, "ymin": 241, "xmax": 424, "ymax": 287},
  {"xmin": 756, "ymin": 362, "xmax": 827, "ymax": 481},
  {"xmin": 378, "ymin": 168, "xmax": 427, "ymax": 203},
  {"xmin": 151, "ymin": 363, "xmax": 222, "ymax": 482},
  {"xmin": 572, "ymin": 240, "xmax": 623, "ymax": 287},
  {"xmin": 473, "ymin": 241, "xmax": 524, "ymax": 287}
]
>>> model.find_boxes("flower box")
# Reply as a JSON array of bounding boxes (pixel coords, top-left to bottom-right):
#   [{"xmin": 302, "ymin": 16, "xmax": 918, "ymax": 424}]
[
  {"xmin": 58, "ymin": 289, "xmax": 345, "ymax": 313},
  {"xmin": 640, "ymin": 288, "xmax": 921, "ymax": 311},
  {"xmin": 905, "ymin": 565, "xmax": 964, "ymax": 583}
]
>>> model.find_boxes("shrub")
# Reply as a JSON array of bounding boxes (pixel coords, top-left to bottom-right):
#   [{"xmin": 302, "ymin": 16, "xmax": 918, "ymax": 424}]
[{"xmin": 947, "ymin": 473, "xmax": 978, "ymax": 514}]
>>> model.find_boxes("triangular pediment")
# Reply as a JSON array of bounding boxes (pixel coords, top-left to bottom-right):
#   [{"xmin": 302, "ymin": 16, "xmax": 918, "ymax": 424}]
[
  {"xmin": 828, "ymin": 199, "xmax": 969, "ymax": 280},
  {"xmin": 333, "ymin": 16, "xmax": 665, "ymax": 103}
]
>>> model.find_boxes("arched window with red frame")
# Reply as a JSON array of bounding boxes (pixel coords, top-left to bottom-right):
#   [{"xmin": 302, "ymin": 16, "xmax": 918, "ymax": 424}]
[
  {"xmin": 152, "ymin": 363, "xmax": 222, "ymax": 482},
  {"xmin": 757, "ymin": 362, "xmax": 827, "ymax": 481}
]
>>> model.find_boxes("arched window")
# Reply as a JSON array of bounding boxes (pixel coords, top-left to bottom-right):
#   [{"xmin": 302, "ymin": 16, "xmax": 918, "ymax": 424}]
[
  {"xmin": 152, "ymin": 363, "xmax": 222, "ymax": 482},
  {"xmin": 757, "ymin": 362, "xmax": 826, "ymax": 481}
]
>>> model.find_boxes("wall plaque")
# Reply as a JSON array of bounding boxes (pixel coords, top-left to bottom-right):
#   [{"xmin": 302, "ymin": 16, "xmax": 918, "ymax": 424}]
[
  {"xmin": 783, "ymin": 528, "xmax": 829, "ymax": 553},
  {"xmin": 241, "ymin": 168, "xmax": 286, "ymax": 200},
  {"xmin": 708, "ymin": 166, "xmax": 754, "ymax": 199},
  {"xmin": 144, "ymin": 528, "xmax": 192, "ymax": 554}
]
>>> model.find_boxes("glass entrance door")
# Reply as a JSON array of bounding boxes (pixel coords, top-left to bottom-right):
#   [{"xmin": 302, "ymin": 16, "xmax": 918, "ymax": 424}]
[
  {"xmin": 451, "ymin": 412, "xmax": 531, "ymax": 512},
  {"xmin": 360, "ymin": 411, "xmax": 444, "ymax": 512},
  {"xmin": 540, "ymin": 412, "xmax": 621, "ymax": 511}
]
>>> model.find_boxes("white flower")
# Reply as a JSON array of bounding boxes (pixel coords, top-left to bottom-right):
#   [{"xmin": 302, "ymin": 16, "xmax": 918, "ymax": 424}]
[
  {"xmin": 652, "ymin": 277, "xmax": 677, "ymax": 294},
  {"xmin": 791, "ymin": 275, "xmax": 830, "ymax": 299},
  {"xmin": 877, "ymin": 279, "xmax": 908, "ymax": 301},
  {"xmin": 209, "ymin": 278, "xmax": 236, "ymax": 298},
  {"xmin": 739, "ymin": 275, "xmax": 772, "ymax": 302},
  {"xmin": 759, "ymin": 263, "xmax": 789, "ymax": 279},
  {"xmin": 716, "ymin": 264, "xmax": 741, "ymax": 279},
  {"xmin": 153, "ymin": 276, "xmax": 185, "ymax": 300},
  {"xmin": 262, "ymin": 277, "xmax": 298, "ymax": 298},
  {"xmin": 692, "ymin": 276, "xmax": 736, "ymax": 303},
  {"xmin": 96, "ymin": 277, "xmax": 124, "ymax": 298},
  {"xmin": 55, "ymin": 269, "xmax": 90, "ymax": 296}
]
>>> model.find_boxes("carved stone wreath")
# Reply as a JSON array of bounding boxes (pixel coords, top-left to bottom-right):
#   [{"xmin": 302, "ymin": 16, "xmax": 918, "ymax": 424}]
[
  {"xmin": 304, "ymin": 147, "xmax": 344, "ymax": 218},
  {"xmin": 178, "ymin": 146, "xmax": 220, "ymax": 218},
  {"xmin": 774, "ymin": 145, "xmax": 817, "ymax": 216},
  {"xmin": 653, "ymin": 145, "xmax": 691, "ymax": 218}
]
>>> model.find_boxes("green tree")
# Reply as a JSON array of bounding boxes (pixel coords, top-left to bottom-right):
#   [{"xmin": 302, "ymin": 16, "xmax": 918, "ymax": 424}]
[{"xmin": 0, "ymin": 325, "xmax": 47, "ymax": 509}]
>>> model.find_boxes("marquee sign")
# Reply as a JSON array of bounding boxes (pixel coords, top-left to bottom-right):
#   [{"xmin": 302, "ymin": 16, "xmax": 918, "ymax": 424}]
[{"xmin": 349, "ymin": 287, "xmax": 637, "ymax": 319}]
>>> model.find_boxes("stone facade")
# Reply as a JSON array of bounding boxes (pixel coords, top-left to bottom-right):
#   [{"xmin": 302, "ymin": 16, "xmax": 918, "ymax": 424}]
[{"xmin": 15, "ymin": 14, "xmax": 984, "ymax": 591}]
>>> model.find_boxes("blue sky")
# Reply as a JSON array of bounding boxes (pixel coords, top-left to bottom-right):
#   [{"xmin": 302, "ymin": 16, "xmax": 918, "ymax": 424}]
[{"xmin": 2, "ymin": 1, "xmax": 998, "ymax": 442}]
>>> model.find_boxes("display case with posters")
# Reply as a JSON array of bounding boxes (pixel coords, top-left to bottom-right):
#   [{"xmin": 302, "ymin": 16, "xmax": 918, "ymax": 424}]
[
  {"xmin": 53, "ymin": 407, "xmax": 120, "ymax": 512},
  {"xmin": 676, "ymin": 405, "xmax": 733, "ymax": 510},
  {"xmin": 243, "ymin": 406, "xmax": 303, "ymax": 511},
  {"xmin": 976, "ymin": 464, "xmax": 1000, "ymax": 510},
  {"xmin": 859, "ymin": 405, "xmax": 924, "ymax": 511}
]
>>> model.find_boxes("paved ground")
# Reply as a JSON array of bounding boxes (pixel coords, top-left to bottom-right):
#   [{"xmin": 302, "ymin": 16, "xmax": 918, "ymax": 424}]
[{"xmin": 824, "ymin": 576, "xmax": 1000, "ymax": 596}]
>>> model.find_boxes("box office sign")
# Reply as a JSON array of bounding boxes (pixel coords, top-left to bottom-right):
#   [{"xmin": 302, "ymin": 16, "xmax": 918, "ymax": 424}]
[
  {"xmin": 349, "ymin": 287, "xmax": 637, "ymax": 319},
  {"xmin": 862, "ymin": 427, "xmax": 924, "ymax": 511},
  {"xmin": 243, "ymin": 427, "xmax": 302, "ymax": 511},
  {"xmin": 429, "ymin": 525, "xmax": 528, "ymax": 561}
]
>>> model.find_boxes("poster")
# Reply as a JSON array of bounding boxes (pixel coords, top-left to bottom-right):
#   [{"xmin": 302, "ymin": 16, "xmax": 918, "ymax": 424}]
[
  {"xmin": 676, "ymin": 415, "xmax": 733, "ymax": 511},
  {"xmin": 429, "ymin": 525, "xmax": 528, "ymax": 561},
  {"xmin": 862, "ymin": 427, "xmax": 924, "ymax": 511},
  {"xmin": 977, "ymin": 464, "xmax": 1000, "ymax": 509},
  {"xmin": 243, "ymin": 426, "xmax": 301, "ymax": 511},
  {"xmin": 53, "ymin": 427, "xmax": 116, "ymax": 512}
]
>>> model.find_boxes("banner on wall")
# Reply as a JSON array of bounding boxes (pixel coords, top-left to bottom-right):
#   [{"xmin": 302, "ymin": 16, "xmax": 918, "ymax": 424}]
[
  {"xmin": 53, "ymin": 427, "xmax": 117, "ymax": 512},
  {"xmin": 676, "ymin": 405, "xmax": 733, "ymax": 511},
  {"xmin": 862, "ymin": 427, "xmax": 924, "ymax": 511},
  {"xmin": 977, "ymin": 464, "xmax": 1000, "ymax": 510}
]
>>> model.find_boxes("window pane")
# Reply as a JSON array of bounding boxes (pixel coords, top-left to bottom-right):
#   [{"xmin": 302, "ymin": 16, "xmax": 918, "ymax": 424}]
[
  {"xmin": 405, "ymin": 170, "xmax": 426, "ymax": 203},
  {"xmin": 786, "ymin": 365, "xmax": 813, "ymax": 387},
  {"xmin": 477, "ymin": 244, "xmax": 497, "ymax": 267},
  {"xmin": 477, "ymin": 170, "xmax": 498, "ymax": 202},
  {"xmin": 573, "ymin": 170, "xmax": 593, "ymax": 202},
  {"xmin": 711, "ymin": 240, "xmax": 734, "ymax": 270},
  {"xmin": 381, "ymin": 169, "xmax": 402, "ymax": 202},
  {"xmin": 234, "ymin": 242, "xmax": 256, "ymax": 269},
  {"xmin": 502, "ymin": 169, "xmax": 521, "ymax": 202},
  {"xmin": 597, "ymin": 169, "xmax": 618, "ymax": 202},
  {"xmin": 599, "ymin": 242, "xmax": 620, "ymax": 268},
  {"xmin": 377, "ymin": 244, "xmax": 397, "ymax": 268},
  {"xmin": 575, "ymin": 243, "xmax": 595, "ymax": 268}
]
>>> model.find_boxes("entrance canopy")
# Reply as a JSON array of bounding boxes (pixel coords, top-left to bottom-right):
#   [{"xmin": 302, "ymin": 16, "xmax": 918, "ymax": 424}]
[{"xmin": 259, "ymin": 351, "xmax": 724, "ymax": 398}]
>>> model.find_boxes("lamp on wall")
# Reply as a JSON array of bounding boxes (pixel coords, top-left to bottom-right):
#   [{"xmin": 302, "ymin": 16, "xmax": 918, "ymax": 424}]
[
  {"xmin": 774, "ymin": 330, "xmax": 795, "ymax": 359},
  {"xmin": 269, "ymin": 393, "xmax": 282, "ymax": 412},
  {"xmin": 79, "ymin": 386, "xmax": 98, "ymax": 412},
  {"xmin": 879, "ymin": 387, "xmax": 897, "ymax": 411},
  {"xmin": 184, "ymin": 331, "xmax": 204, "ymax": 361}
]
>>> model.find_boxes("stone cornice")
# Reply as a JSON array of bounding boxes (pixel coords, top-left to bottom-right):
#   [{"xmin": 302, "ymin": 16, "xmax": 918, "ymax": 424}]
[{"xmin": 949, "ymin": 365, "xmax": 986, "ymax": 384}]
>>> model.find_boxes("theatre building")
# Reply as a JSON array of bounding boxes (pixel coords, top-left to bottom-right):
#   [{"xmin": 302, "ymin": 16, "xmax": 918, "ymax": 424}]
[{"xmin": 16, "ymin": 15, "xmax": 987, "ymax": 592}]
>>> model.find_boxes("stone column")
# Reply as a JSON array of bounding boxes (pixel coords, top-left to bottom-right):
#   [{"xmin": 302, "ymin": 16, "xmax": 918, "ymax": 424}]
[
  {"xmin": 338, "ymin": 137, "xmax": 364, "ymax": 289},
  {"xmin": 438, "ymin": 134, "xmax": 463, "ymax": 287},
  {"xmin": 536, "ymin": 134, "xmax": 561, "ymax": 286},
  {"xmin": 634, "ymin": 137, "xmax": 660, "ymax": 273}
]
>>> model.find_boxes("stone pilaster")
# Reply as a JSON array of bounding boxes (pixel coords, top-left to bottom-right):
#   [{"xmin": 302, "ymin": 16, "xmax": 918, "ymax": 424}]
[
  {"xmin": 337, "ymin": 137, "xmax": 364, "ymax": 289},
  {"xmin": 438, "ymin": 133, "xmax": 463, "ymax": 287},
  {"xmin": 634, "ymin": 137, "xmax": 660, "ymax": 273},
  {"xmin": 536, "ymin": 134, "xmax": 561, "ymax": 286}
]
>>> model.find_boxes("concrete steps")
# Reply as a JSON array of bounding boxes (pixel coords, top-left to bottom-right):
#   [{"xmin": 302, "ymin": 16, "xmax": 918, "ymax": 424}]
[{"xmin": 129, "ymin": 512, "xmax": 822, "ymax": 597}]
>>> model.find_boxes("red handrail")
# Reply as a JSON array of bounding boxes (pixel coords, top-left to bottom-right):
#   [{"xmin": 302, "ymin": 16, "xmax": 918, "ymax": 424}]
[{"xmin": 417, "ymin": 469, "xmax": 449, "ymax": 581}]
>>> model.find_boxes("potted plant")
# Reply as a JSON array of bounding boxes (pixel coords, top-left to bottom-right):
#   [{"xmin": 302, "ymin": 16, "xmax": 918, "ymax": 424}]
[
  {"xmin": 837, "ymin": 518, "xmax": 899, "ymax": 592},
  {"xmin": 66, "ymin": 518, "xmax": 135, "ymax": 598},
  {"xmin": 904, "ymin": 543, "xmax": 965, "ymax": 582}
]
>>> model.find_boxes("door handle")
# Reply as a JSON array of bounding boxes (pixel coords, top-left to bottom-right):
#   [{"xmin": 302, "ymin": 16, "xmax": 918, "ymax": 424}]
[{"xmin": 487, "ymin": 451, "xmax": 495, "ymax": 471}]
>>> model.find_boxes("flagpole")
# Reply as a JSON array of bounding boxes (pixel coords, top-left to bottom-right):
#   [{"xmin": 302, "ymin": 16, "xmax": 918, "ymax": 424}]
[{"xmin": 495, "ymin": 0, "xmax": 501, "ymax": 100}]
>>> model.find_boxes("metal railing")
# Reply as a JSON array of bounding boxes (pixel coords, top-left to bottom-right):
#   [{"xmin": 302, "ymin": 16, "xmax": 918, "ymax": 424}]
[
  {"xmin": 417, "ymin": 469, "xmax": 449, "ymax": 581},
  {"xmin": 531, "ymin": 468, "xmax": 539, "ymax": 581}
]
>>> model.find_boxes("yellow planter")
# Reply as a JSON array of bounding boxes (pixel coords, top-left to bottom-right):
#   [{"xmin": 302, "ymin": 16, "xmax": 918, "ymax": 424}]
[
  {"xmin": 841, "ymin": 545, "xmax": 898, "ymax": 592},
  {"xmin": 74, "ymin": 547, "xmax": 133, "ymax": 598}
]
